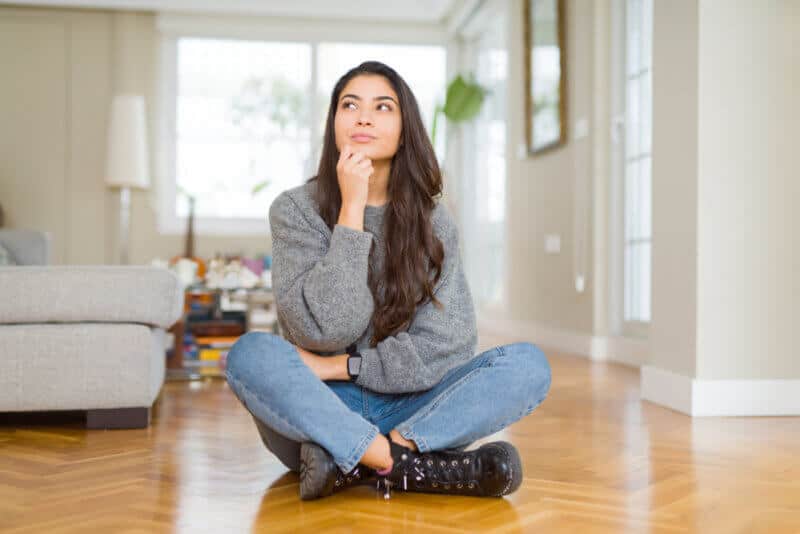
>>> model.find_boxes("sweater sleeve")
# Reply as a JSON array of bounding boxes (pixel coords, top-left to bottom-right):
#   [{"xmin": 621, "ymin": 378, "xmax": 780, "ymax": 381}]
[
  {"xmin": 269, "ymin": 193, "xmax": 375, "ymax": 352},
  {"xmin": 354, "ymin": 220, "xmax": 478, "ymax": 394}
]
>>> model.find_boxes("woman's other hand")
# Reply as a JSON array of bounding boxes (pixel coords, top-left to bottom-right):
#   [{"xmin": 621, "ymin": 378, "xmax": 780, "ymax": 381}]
[{"xmin": 294, "ymin": 345, "xmax": 349, "ymax": 382}]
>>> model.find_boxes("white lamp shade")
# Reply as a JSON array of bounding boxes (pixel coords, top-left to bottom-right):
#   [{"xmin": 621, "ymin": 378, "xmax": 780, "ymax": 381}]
[{"xmin": 105, "ymin": 94, "xmax": 150, "ymax": 189}]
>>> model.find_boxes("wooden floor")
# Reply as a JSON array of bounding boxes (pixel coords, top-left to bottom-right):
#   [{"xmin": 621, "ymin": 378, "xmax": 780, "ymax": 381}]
[{"xmin": 2, "ymin": 337, "xmax": 800, "ymax": 533}]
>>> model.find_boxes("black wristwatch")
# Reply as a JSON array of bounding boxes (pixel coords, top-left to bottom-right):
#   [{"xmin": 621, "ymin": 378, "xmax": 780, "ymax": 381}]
[{"xmin": 346, "ymin": 343, "xmax": 362, "ymax": 380}]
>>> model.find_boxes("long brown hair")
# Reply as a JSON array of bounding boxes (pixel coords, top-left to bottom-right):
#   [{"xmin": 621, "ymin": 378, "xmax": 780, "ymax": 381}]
[{"xmin": 309, "ymin": 61, "xmax": 444, "ymax": 347}]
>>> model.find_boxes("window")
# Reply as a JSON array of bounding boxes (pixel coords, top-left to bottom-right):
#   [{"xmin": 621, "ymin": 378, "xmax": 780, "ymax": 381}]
[
  {"xmin": 621, "ymin": 0, "xmax": 653, "ymax": 327},
  {"xmin": 459, "ymin": 4, "xmax": 508, "ymax": 310},
  {"xmin": 159, "ymin": 29, "xmax": 446, "ymax": 236},
  {"xmin": 175, "ymin": 39, "xmax": 312, "ymax": 222}
]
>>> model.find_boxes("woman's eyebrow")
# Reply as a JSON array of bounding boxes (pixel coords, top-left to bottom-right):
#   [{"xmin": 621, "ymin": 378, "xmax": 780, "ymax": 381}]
[{"xmin": 340, "ymin": 93, "xmax": 399, "ymax": 106}]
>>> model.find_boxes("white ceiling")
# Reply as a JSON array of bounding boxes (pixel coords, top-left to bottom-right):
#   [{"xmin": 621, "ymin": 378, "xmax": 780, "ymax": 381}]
[{"xmin": 0, "ymin": 0, "xmax": 465, "ymax": 24}]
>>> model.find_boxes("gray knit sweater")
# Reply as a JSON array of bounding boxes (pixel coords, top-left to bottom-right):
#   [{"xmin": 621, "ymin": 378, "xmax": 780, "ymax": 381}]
[{"xmin": 268, "ymin": 180, "xmax": 478, "ymax": 394}]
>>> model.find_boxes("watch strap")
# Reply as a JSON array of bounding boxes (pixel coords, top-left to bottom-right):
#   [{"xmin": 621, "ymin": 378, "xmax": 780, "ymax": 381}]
[{"xmin": 346, "ymin": 343, "xmax": 361, "ymax": 379}]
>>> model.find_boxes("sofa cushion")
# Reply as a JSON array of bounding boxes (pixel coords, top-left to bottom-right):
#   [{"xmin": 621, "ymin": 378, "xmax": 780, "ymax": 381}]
[
  {"xmin": 0, "ymin": 323, "xmax": 165, "ymax": 411},
  {"xmin": 0, "ymin": 229, "xmax": 49, "ymax": 265},
  {"xmin": 0, "ymin": 266, "xmax": 183, "ymax": 328},
  {"xmin": 0, "ymin": 243, "xmax": 14, "ymax": 266}
]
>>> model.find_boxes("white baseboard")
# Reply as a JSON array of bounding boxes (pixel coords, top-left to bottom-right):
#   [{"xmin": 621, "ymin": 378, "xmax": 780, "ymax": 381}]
[
  {"xmin": 640, "ymin": 365, "xmax": 694, "ymax": 414},
  {"xmin": 476, "ymin": 315, "xmax": 649, "ymax": 368},
  {"xmin": 589, "ymin": 335, "xmax": 649, "ymax": 367},
  {"xmin": 641, "ymin": 365, "xmax": 800, "ymax": 416}
]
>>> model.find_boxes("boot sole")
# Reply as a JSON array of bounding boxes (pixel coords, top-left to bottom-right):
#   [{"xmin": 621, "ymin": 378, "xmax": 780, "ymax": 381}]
[{"xmin": 299, "ymin": 442, "xmax": 337, "ymax": 500}]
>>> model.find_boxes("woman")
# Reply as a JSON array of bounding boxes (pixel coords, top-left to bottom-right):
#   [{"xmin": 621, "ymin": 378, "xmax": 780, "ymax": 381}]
[{"xmin": 226, "ymin": 61, "xmax": 551, "ymax": 500}]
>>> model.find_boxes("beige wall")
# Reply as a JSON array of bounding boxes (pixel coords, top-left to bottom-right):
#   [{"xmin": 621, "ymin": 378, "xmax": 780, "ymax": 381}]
[
  {"xmin": 695, "ymin": 0, "xmax": 799, "ymax": 380},
  {"xmin": 649, "ymin": 0, "xmax": 799, "ymax": 381},
  {"xmin": 649, "ymin": 0, "xmax": 700, "ymax": 378},
  {"xmin": 504, "ymin": 0, "xmax": 597, "ymax": 334},
  {"xmin": 0, "ymin": 6, "xmax": 272, "ymax": 265},
  {"xmin": 0, "ymin": 7, "xmax": 113, "ymax": 264}
]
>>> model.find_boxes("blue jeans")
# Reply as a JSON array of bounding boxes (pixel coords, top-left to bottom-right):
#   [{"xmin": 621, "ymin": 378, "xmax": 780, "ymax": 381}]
[{"xmin": 225, "ymin": 332, "xmax": 551, "ymax": 473}]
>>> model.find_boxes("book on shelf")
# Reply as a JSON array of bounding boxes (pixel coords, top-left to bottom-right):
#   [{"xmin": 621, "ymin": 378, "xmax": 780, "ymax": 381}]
[
  {"xmin": 195, "ymin": 336, "xmax": 238, "ymax": 349},
  {"xmin": 199, "ymin": 348, "xmax": 228, "ymax": 361}
]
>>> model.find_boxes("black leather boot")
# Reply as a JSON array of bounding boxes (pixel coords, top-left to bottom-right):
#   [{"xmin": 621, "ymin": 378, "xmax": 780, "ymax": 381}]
[
  {"xmin": 298, "ymin": 442, "xmax": 375, "ymax": 500},
  {"xmin": 377, "ymin": 439, "xmax": 523, "ymax": 499}
]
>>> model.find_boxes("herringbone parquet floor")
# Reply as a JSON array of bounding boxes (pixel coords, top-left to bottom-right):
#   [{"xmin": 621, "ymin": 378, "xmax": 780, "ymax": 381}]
[{"xmin": 1, "ymin": 335, "xmax": 799, "ymax": 533}]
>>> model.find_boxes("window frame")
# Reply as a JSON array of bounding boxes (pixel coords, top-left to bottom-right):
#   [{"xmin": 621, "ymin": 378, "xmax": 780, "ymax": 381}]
[
  {"xmin": 154, "ymin": 13, "xmax": 448, "ymax": 236},
  {"xmin": 610, "ymin": 0, "xmax": 653, "ymax": 338}
]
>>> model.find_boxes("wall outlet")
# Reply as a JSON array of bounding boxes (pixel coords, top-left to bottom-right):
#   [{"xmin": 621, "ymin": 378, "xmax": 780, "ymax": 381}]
[
  {"xmin": 574, "ymin": 117, "xmax": 589, "ymax": 140},
  {"xmin": 545, "ymin": 234, "xmax": 561, "ymax": 254},
  {"xmin": 575, "ymin": 275, "xmax": 586, "ymax": 293}
]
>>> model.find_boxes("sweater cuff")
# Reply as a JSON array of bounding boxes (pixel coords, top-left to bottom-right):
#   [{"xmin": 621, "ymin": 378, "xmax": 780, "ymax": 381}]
[
  {"xmin": 354, "ymin": 346, "xmax": 379, "ymax": 389},
  {"xmin": 326, "ymin": 224, "xmax": 373, "ymax": 265}
]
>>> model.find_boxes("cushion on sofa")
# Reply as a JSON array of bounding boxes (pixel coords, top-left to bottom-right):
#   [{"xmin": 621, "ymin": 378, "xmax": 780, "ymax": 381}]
[
  {"xmin": 0, "ymin": 266, "xmax": 183, "ymax": 329},
  {"xmin": 0, "ymin": 229, "xmax": 49, "ymax": 265}
]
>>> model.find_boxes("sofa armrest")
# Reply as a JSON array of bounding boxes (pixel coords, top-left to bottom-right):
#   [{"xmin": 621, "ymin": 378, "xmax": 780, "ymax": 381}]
[{"xmin": 0, "ymin": 266, "xmax": 183, "ymax": 329}]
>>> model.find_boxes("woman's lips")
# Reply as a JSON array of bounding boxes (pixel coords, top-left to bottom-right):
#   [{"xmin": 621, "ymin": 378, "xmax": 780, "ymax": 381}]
[{"xmin": 351, "ymin": 134, "xmax": 375, "ymax": 143}]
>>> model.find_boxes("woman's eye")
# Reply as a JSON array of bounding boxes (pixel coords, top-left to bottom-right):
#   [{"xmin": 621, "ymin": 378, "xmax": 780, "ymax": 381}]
[
  {"xmin": 342, "ymin": 101, "xmax": 356, "ymax": 110},
  {"xmin": 378, "ymin": 103, "xmax": 392, "ymax": 111}
]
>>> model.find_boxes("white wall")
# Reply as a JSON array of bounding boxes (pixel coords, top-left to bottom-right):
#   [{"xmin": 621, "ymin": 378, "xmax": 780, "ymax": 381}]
[
  {"xmin": 643, "ymin": 0, "xmax": 799, "ymax": 415},
  {"xmin": 696, "ymin": 0, "xmax": 799, "ymax": 380},
  {"xmin": 649, "ymin": 0, "xmax": 799, "ymax": 383}
]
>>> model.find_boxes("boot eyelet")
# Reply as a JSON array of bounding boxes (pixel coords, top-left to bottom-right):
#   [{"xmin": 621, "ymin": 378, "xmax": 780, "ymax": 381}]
[
  {"xmin": 427, "ymin": 460, "xmax": 433, "ymax": 466},
  {"xmin": 451, "ymin": 460, "xmax": 458, "ymax": 467},
  {"xmin": 469, "ymin": 482, "xmax": 476, "ymax": 488},
  {"xmin": 457, "ymin": 483, "xmax": 463, "ymax": 489},
  {"xmin": 432, "ymin": 482, "xmax": 438, "ymax": 487},
  {"xmin": 463, "ymin": 458, "xmax": 470, "ymax": 464},
  {"xmin": 335, "ymin": 480, "xmax": 341, "ymax": 486},
  {"xmin": 401, "ymin": 454, "xmax": 408, "ymax": 461},
  {"xmin": 440, "ymin": 461, "xmax": 446, "ymax": 467}
]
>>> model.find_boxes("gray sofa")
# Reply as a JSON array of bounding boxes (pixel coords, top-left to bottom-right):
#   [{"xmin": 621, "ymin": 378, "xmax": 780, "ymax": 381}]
[{"xmin": 0, "ymin": 229, "xmax": 183, "ymax": 428}]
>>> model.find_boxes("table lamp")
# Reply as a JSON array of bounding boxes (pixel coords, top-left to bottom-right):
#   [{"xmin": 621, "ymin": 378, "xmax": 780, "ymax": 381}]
[{"xmin": 105, "ymin": 94, "xmax": 150, "ymax": 264}]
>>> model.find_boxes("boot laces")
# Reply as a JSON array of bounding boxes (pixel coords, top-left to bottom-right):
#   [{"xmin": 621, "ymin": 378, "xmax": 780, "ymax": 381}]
[
  {"xmin": 333, "ymin": 465, "xmax": 364, "ymax": 489},
  {"xmin": 378, "ymin": 451, "xmax": 479, "ymax": 499}
]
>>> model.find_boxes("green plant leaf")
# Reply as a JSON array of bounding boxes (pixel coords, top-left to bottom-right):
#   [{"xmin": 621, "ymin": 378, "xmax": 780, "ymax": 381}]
[
  {"xmin": 431, "ymin": 74, "xmax": 489, "ymax": 148},
  {"xmin": 442, "ymin": 74, "xmax": 488, "ymax": 122},
  {"xmin": 251, "ymin": 180, "xmax": 271, "ymax": 196}
]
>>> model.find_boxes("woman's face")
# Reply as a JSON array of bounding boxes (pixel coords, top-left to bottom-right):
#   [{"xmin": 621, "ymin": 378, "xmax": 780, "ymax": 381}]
[{"xmin": 334, "ymin": 74, "xmax": 402, "ymax": 162}]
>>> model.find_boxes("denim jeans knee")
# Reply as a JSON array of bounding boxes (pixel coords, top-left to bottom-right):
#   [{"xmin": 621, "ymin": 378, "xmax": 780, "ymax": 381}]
[
  {"xmin": 507, "ymin": 341, "xmax": 552, "ymax": 407},
  {"xmin": 226, "ymin": 331, "xmax": 294, "ymax": 386}
]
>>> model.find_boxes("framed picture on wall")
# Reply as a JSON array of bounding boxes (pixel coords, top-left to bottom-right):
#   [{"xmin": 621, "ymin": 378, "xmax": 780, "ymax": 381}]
[{"xmin": 524, "ymin": 0, "xmax": 567, "ymax": 155}]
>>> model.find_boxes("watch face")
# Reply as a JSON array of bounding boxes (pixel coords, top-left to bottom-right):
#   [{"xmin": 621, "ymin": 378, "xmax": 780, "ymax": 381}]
[{"xmin": 348, "ymin": 356, "xmax": 361, "ymax": 377}]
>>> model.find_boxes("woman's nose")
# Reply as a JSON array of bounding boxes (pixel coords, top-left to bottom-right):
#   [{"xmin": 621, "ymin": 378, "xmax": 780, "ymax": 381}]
[{"xmin": 356, "ymin": 113, "xmax": 373, "ymax": 126}]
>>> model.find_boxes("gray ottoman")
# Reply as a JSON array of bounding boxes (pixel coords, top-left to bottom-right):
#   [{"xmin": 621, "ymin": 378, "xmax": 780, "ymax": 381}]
[{"xmin": 0, "ymin": 266, "xmax": 183, "ymax": 428}]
